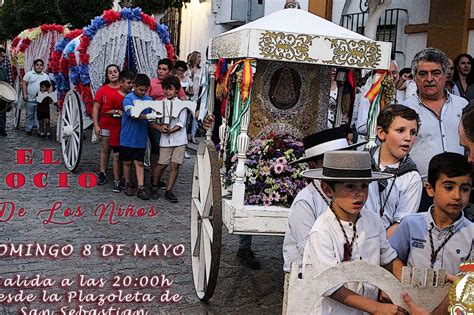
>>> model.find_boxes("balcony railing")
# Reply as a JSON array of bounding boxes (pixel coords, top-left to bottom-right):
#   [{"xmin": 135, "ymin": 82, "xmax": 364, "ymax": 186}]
[{"xmin": 340, "ymin": 8, "xmax": 408, "ymax": 57}]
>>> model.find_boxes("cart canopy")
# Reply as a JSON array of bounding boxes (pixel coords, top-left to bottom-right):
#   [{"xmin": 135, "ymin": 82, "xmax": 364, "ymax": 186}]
[{"xmin": 209, "ymin": 9, "xmax": 392, "ymax": 70}]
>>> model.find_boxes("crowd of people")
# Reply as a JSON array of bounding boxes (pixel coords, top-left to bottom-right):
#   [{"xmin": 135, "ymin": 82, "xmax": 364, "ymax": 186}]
[
  {"xmin": 0, "ymin": 49, "xmax": 204, "ymax": 203},
  {"xmin": 0, "ymin": 38, "xmax": 473, "ymax": 313},
  {"xmin": 90, "ymin": 52, "xmax": 203, "ymax": 202},
  {"xmin": 283, "ymin": 47, "xmax": 473, "ymax": 314}
]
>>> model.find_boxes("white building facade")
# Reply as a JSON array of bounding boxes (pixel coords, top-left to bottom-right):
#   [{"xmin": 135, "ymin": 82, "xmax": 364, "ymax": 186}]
[{"xmin": 178, "ymin": 0, "xmax": 474, "ymax": 68}]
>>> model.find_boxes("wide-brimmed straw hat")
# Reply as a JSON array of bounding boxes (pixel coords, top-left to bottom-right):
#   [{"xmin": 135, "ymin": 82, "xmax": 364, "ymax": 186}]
[
  {"xmin": 302, "ymin": 151, "xmax": 393, "ymax": 182},
  {"xmin": 289, "ymin": 126, "xmax": 366, "ymax": 165}
]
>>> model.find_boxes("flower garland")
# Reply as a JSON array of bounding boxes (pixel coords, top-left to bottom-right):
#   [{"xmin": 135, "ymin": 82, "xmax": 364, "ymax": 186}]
[
  {"xmin": 71, "ymin": 7, "xmax": 175, "ymax": 116},
  {"xmin": 225, "ymin": 133, "xmax": 307, "ymax": 207},
  {"xmin": 48, "ymin": 29, "xmax": 84, "ymax": 110},
  {"xmin": 10, "ymin": 24, "xmax": 68, "ymax": 71}
]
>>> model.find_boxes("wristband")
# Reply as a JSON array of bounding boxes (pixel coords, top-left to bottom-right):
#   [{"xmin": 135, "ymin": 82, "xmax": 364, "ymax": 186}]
[{"xmin": 145, "ymin": 113, "xmax": 157, "ymax": 120}]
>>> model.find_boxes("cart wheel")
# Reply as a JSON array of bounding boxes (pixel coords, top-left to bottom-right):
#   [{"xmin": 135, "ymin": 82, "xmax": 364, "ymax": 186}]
[
  {"xmin": 60, "ymin": 90, "xmax": 83, "ymax": 172},
  {"xmin": 191, "ymin": 140, "xmax": 222, "ymax": 301},
  {"xmin": 13, "ymin": 77, "xmax": 22, "ymax": 129}
]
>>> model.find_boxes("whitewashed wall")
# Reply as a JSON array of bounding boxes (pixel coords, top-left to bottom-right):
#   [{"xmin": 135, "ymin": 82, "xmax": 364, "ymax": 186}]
[
  {"xmin": 264, "ymin": 0, "xmax": 308, "ymax": 15},
  {"xmin": 468, "ymin": 1, "xmax": 474, "ymax": 55},
  {"xmin": 179, "ymin": 0, "xmax": 309, "ymax": 62},
  {"xmin": 179, "ymin": 0, "xmax": 232, "ymax": 61},
  {"xmin": 332, "ymin": 0, "xmax": 430, "ymax": 68}
]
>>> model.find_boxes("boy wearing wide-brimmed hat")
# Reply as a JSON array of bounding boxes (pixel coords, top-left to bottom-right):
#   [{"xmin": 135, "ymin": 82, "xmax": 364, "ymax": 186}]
[
  {"xmin": 365, "ymin": 104, "xmax": 422, "ymax": 237},
  {"xmin": 282, "ymin": 127, "xmax": 365, "ymax": 314},
  {"xmin": 302, "ymin": 151, "xmax": 405, "ymax": 314},
  {"xmin": 283, "ymin": 126, "xmax": 365, "ymax": 274}
]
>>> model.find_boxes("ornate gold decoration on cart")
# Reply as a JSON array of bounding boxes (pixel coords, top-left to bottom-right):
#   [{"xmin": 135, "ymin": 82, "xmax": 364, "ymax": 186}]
[
  {"xmin": 258, "ymin": 31, "xmax": 318, "ymax": 62},
  {"xmin": 322, "ymin": 38, "xmax": 382, "ymax": 68},
  {"xmin": 448, "ymin": 261, "xmax": 474, "ymax": 314}
]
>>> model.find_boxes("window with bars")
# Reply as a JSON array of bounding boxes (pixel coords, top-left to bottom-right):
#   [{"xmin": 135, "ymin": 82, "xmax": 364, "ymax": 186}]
[
  {"xmin": 340, "ymin": 8, "xmax": 407, "ymax": 56},
  {"xmin": 160, "ymin": 8, "xmax": 181, "ymax": 57}
]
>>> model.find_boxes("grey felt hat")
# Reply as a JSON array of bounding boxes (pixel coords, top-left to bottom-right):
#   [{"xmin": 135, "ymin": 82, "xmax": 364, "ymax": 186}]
[{"xmin": 302, "ymin": 151, "xmax": 393, "ymax": 182}]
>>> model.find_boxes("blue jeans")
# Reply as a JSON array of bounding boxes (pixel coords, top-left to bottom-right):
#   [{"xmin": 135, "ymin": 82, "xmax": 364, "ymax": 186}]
[
  {"xmin": 25, "ymin": 101, "xmax": 39, "ymax": 132},
  {"xmin": 0, "ymin": 111, "xmax": 5, "ymax": 130},
  {"xmin": 191, "ymin": 116, "xmax": 198, "ymax": 137},
  {"xmin": 238, "ymin": 235, "xmax": 252, "ymax": 250}
]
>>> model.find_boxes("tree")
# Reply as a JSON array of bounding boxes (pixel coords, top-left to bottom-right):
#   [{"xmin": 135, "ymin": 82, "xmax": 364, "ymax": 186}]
[
  {"xmin": 0, "ymin": 0, "xmax": 113, "ymax": 39},
  {"xmin": 55, "ymin": 0, "xmax": 114, "ymax": 29},
  {"xmin": 131, "ymin": 0, "xmax": 190, "ymax": 15},
  {"xmin": 364, "ymin": 0, "xmax": 391, "ymax": 39}
]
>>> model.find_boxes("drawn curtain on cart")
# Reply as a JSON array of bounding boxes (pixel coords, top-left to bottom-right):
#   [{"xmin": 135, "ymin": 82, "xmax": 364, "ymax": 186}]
[
  {"xmin": 25, "ymin": 32, "xmax": 62, "ymax": 73},
  {"xmin": 130, "ymin": 20, "xmax": 167, "ymax": 80},
  {"xmin": 88, "ymin": 20, "xmax": 128, "ymax": 93}
]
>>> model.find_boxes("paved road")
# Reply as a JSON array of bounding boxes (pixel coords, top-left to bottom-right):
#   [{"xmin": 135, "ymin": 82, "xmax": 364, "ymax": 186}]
[{"xmin": 0, "ymin": 111, "xmax": 285, "ymax": 314}]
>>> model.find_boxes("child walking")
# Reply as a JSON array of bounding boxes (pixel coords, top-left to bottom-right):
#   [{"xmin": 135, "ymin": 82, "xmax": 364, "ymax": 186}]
[
  {"xmin": 120, "ymin": 73, "xmax": 156, "ymax": 200},
  {"xmin": 390, "ymin": 152, "xmax": 473, "ymax": 275},
  {"xmin": 151, "ymin": 76, "xmax": 188, "ymax": 203},
  {"xmin": 366, "ymin": 104, "xmax": 423, "ymax": 237},
  {"xmin": 93, "ymin": 64, "xmax": 121, "ymax": 187},
  {"xmin": 36, "ymin": 80, "xmax": 53, "ymax": 139},
  {"xmin": 302, "ymin": 151, "xmax": 405, "ymax": 314}
]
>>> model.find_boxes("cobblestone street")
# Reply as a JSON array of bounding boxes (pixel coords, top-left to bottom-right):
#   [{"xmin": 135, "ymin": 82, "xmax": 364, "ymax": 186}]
[{"xmin": 0, "ymin": 111, "xmax": 285, "ymax": 314}]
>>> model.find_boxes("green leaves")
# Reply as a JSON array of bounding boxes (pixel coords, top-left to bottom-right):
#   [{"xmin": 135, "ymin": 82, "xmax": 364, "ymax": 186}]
[
  {"xmin": 0, "ymin": 0, "xmax": 113, "ymax": 38},
  {"xmin": 131, "ymin": 0, "xmax": 190, "ymax": 13}
]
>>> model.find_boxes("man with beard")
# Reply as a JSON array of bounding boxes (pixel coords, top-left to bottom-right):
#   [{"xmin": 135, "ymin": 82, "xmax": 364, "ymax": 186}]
[{"xmin": 401, "ymin": 48, "xmax": 468, "ymax": 212}]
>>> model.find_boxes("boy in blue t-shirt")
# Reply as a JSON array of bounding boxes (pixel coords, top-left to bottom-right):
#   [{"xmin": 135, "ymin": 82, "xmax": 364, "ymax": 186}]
[{"xmin": 119, "ymin": 73, "xmax": 157, "ymax": 200}]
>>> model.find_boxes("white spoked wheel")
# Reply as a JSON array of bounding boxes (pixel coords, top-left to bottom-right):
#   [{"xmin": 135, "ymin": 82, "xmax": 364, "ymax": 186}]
[
  {"xmin": 60, "ymin": 90, "xmax": 83, "ymax": 172},
  {"xmin": 191, "ymin": 140, "xmax": 222, "ymax": 301},
  {"xmin": 13, "ymin": 76, "xmax": 22, "ymax": 129}
]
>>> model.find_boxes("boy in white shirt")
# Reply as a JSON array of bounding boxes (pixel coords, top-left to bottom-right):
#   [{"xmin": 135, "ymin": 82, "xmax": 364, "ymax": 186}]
[
  {"xmin": 152, "ymin": 76, "xmax": 188, "ymax": 203},
  {"xmin": 302, "ymin": 151, "xmax": 405, "ymax": 314},
  {"xmin": 283, "ymin": 126, "xmax": 366, "ymax": 274},
  {"xmin": 366, "ymin": 104, "xmax": 423, "ymax": 237}
]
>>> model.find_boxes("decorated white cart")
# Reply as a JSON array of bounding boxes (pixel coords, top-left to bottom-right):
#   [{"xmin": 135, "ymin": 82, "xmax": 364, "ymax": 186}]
[
  {"xmin": 190, "ymin": 8, "xmax": 393, "ymax": 300},
  {"xmin": 9, "ymin": 24, "xmax": 69, "ymax": 129},
  {"xmin": 53, "ymin": 7, "xmax": 174, "ymax": 171}
]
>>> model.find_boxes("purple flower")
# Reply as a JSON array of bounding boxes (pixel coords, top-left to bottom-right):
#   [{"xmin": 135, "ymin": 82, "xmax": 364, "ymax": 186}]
[
  {"xmin": 274, "ymin": 162, "xmax": 284, "ymax": 174},
  {"xmin": 270, "ymin": 191, "xmax": 280, "ymax": 202},
  {"xmin": 276, "ymin": 157, "xmax": 287, "ymax": 164},
  {"xmin": 262, "ymin": 195, "xmax": 271, "ymax": 207}
]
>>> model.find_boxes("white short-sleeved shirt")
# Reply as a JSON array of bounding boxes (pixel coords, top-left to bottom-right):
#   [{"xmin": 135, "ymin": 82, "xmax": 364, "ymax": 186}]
[
  {"xmin": 303, "ymin": 208, "xmax": 397, "ymax": 315},
  {"xmin": 365, "ymin": 148, "xmax": 423, "ymax": 228},
  {"xmin": 23, "ymin": 70, "xmax": 50, "ymax": 101},
  {"xmin": 356, "ymin": 96, "xmax": 371, "ymax": 136},
  {"xmin": 159, "ymin": 101, "xmax": 188, "ymax": 147},
  {"xmin": 389, "ymin": 209, "xmax": 473, "ymax": 275},
  {"xmin": 401, "ymin": 93, "xmax": 467, "ymax": 179},
  {"xmin": 283, "ymin": 182, "xmax": 330, "ymax": 273}
]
